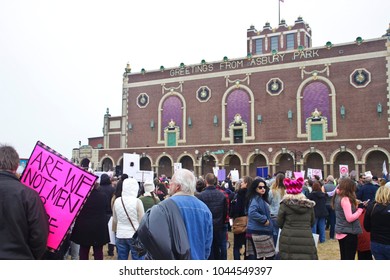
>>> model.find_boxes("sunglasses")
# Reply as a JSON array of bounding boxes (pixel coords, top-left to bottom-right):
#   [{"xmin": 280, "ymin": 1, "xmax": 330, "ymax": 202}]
[{"xmin": 257, "ymin": 185, "xmax": 265, "ymax": 190}]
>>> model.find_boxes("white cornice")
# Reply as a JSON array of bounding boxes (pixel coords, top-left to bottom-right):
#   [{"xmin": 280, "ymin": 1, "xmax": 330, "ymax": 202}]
[{"xmin": 124, "ymin": 51, "xmax": 387, "ymax": 89}]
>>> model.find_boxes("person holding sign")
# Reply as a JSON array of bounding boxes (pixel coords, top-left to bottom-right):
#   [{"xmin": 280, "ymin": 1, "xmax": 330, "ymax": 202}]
[
  {"xmin": 0, "ymin": 144, "xmax": 49, "ymax": 260},
  {"xmin": 70, "ymin": 182, "xmax": 110, "ymax": 260}
]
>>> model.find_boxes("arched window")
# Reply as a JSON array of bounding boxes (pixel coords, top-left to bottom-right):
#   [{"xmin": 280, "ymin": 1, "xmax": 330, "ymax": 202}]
[
  {"xmin": 222, "ymin": 85, "xmax": 255, "ymax": 143},
  {"xmin": 297, "ymin": 77, "xmax": 337, "ymax": 140},
  {"xmin": 302, "ymin": 82, "xmax": 331, "ymax": 132},
  {"xmin": 158, "ymin": 92, "xmax": 187, "ymax": 145}
]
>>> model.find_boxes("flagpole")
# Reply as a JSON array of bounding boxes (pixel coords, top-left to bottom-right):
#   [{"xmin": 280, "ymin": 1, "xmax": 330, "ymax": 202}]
[{"xmin": 278, "ymin": 0, "xmax": 280, "ymax": 24}]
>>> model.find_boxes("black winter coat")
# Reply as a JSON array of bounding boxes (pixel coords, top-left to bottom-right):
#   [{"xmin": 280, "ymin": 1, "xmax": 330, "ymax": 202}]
[
  {"xmin": 198, "ymin": 186, "xmax": 227, "ymax": 231},
  {"xmin": 0, "ymin": 171, "xmax": 49, "ymax": 259},
  {"xmin": 230, "ymin": 188, "xmax": 247, "ymax": 218},
  {"xmin": 307, "ymin": 191, "xmax": 329, "ymax": 218},
  {"xmin": 71, "ymin": 187, "xmax": 110, "ymax": 247}
]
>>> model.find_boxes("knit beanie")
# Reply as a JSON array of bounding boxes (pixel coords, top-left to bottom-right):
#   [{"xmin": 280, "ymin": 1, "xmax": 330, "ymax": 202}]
[{"xmin": 283, "ymin": 177, "xmax": 304, "ymax": 195}]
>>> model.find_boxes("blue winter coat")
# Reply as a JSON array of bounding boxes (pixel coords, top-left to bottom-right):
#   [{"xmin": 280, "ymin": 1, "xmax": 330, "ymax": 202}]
[{"xmin": 246, "ymin": 196, "xmax": 272, "ymax": 235}]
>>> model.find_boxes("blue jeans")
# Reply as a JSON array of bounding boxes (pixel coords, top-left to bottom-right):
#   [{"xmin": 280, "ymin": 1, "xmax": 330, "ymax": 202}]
[
  {"xmin": 218, "ymin": 224, "xmax": 228, "ymax": 260},
  {"xmin": 371, "ymin": 241, "xmax": 390, "ymax": 260},
  {"xmin": 326, "ymin": 205, "xmax": 335, "ymax": 239},
  {"xmin": 312, "ymin": 217, "xmax": 326, "ymax": 243},
  {"xmin": 64, "ymin": 241, "xmax": 80, "ymax": 260},
  {"xmin": 116, "ymin": 237, "xmax": 144, "ymax": 260},
  {"xmin": 270, "ymin": 217, "xmax": 279, "ymax": 246}
]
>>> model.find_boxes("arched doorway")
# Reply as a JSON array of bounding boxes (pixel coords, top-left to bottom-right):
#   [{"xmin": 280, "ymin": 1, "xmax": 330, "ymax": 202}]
[
  {"xmin": 201, "ymin": 154, "xmax": 216, "ymax": 177},
  {"xmin": 277, "ymin": 153, "xmax": 294, "ymax": 174},
  {"xmin": 225, "ymin": 155, "xmax": 241, "ymax": 177},
  {"xmin": 102, "ymin": 158, "xmax": 113, "ymax": 172},
  {"xmin": 80, "ymin": 158, "xmax": 90, "ymax": 170},
  {"xmin": 249, "ymin": 154, "xmax": 267, "ymax": 178},
  {"xmin": 333, "ymin": 152, "xmax": 355, "ymax": 178},
  {"xmin": 305, "ymin": 152, "xmax": 324, "ymax": 175},
  {"xmin": 158, "ymin": 156, "xmax": 173, "ymax": 178},
  {"xmin": 140, "ymin": 157, "xmax": 152, "ymax": 171},
  {"xmin": 366, "ymin": 151, "xmax": 387, "ymax": 177},
  {"xmin": 180, "ymin": 155, "xmax": 194, "ymax": 173}
]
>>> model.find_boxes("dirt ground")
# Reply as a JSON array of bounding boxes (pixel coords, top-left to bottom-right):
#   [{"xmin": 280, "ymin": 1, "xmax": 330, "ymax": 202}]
[{"xmin": 225, "ymin": 230, "xmax": 339, "ymax": 260}]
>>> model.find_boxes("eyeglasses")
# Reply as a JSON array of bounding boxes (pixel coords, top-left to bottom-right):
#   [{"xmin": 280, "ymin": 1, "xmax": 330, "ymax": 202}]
[{"xmin": 257, "ymin": 185, "xmax": 265, "ymax": 190}]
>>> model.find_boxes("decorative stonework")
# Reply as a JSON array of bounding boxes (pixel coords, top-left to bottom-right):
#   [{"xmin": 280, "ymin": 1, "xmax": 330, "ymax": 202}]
[
  {"xmin": 305, "ymin": 114, "xmax": 328, "ymax": 141},
  {"xmin": 300, "ymin": 64, "xmax": 331, "ymax": 80},
  {"xmin": 225, "ymin": 74, "xmax": 250, "ymax": 88},
  {"xmin": 196, "ymin": 86, "xmax": 211, "ymax": 102},
  {"xmin": 136, "ymin": 93, "xmax": 149, "ymax": 108},
  {"xmin": 161, "ymin": 82, "xmax": 183, "ymax": 95},
  {"xmin": 266, "ymin": 78, "xmax": 284, "ymax": 95},
  {"xmin": 228, "ymin": 114, "xmax": 248, "ymax": 144},
  {"xmin": 350, "ymin": 68, "xmax": 371, "ymax": 88}
]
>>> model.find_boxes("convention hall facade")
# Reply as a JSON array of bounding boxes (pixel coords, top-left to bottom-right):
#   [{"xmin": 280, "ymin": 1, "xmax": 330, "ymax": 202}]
[{"xmin": 72, "ymin": 18, "xmax": 390, "ymax": 179}]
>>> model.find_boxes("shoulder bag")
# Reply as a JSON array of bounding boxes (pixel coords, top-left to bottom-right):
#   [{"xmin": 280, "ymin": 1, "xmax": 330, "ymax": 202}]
[
  {"xmin": 121, "ymin": 197, "xmax": 147, "ymax": 257},
  {"xmin": 232, "ymin": 216, "xmax": 248, "ymax": 234}
]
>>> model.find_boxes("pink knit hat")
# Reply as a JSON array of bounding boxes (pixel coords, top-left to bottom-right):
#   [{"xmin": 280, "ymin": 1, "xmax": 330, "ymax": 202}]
[{"xmin": 283, "ymin": 177, "xmax": 304, "ymax": 195}]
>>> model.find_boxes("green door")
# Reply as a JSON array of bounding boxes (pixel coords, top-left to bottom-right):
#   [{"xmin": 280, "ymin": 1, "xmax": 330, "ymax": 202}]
[
  {"xmin": 311, "ymin": 124, "xmax": 323, "ymax": 141},
  {"xmin": 234, "ymin": 129, "xmax": 243, "ymax": 143},
  {"xmin": 167, "ymin": 131, "xmax": 177, "ymax": 146}
]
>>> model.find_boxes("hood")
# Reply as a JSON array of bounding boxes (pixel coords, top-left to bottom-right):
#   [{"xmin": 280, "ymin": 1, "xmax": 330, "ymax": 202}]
[
  {"xmin": 281, "ymin": 194, "xmax": 316, "ymax": 214},
  {"xmin": 122, "ymin": 178, "xmax": 140, "ymax": 198},
  {"xmin": 100, "ymin": 173, "xmax": 111, "ymax": 185}
]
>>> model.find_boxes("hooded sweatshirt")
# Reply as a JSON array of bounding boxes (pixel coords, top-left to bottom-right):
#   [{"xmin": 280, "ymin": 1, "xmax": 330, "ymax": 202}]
[{"xmin": 113, "ymin": 178, "xmax": 144, "ymax": 238}]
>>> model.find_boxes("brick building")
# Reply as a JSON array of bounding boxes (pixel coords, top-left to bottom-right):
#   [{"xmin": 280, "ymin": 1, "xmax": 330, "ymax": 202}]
[{"xmin": 72, "ymin": 18, "xmax": 390, "ymax": 180}]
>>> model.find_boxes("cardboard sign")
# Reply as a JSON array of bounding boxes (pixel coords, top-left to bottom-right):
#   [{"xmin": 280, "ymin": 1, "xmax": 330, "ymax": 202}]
[
  {"xmin": 123, "ymin": 153, "xmax": 140, "ymax": 178},
  {"xmin": 339, "ymin": 164, "xmax": 349, "ymax": 177},
  {"xmin": 20, "ymin": 141, "xmax": 97, "ymax": 251},
  {"xmin": 230, "ymin": 170, "xmax": 240, "ymax": 182},
  {"xmin": 307, "ymin": 168, "xmax": 323, "ymax": 179},
  {"xmin": 294, "ymin": 171, "xmax": 305, "ymax": 179},
  {"xmin": 217, "ymin": 169, "xmax": 226, "ymax": 181},
  {"xmin": 135, "ymin": 170, "xmax": 154, "ymax": 182},
  {"xmin": 174, "ymin": 163, "xmax": 182, "ymax": 172}
]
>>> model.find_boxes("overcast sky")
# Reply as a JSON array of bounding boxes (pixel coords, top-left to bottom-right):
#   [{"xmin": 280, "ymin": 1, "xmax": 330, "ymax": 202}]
[{"xmin": 1, "ymin": 0, "xmax": 389, "ymax": 159}]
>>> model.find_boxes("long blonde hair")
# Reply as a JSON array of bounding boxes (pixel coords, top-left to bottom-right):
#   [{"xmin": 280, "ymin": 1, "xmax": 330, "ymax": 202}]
[
  {"xmin": 271, "ymin": 173, "xmax": 286, "ymax": 197},
  {"xmin": 375, "ymin": 185, "xmax": 390, "ymax": 205}
]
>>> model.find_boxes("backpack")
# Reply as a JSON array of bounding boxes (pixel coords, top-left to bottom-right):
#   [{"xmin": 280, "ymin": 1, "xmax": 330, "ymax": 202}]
[{"xmin": 134, "ymin": 198, "xmax": 191, "ymax": 260}]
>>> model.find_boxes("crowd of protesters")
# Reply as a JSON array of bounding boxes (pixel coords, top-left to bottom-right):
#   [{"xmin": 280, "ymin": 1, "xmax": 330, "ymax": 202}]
[{"xmin": 1, "ymin": 143, "xmax": 389, "ymax": 260}]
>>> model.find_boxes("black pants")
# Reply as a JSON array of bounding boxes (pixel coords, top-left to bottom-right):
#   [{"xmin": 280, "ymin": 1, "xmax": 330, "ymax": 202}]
[
  {"xmin": 233, "ymin": 232, "xmax": 246, "ymax": 260},
  {"xmin": 358, "ymin": 250, "xmax": 372, "ymax": 260},
  {"xmin": 338, "ymin": 234, "xmax": 357, "ymax": 260}
]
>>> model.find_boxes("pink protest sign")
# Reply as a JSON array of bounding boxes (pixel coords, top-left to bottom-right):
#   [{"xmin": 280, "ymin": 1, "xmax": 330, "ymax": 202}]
[{"xmin": 20, "ymin": 141, "xmax": 97, "ymax": 251}]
